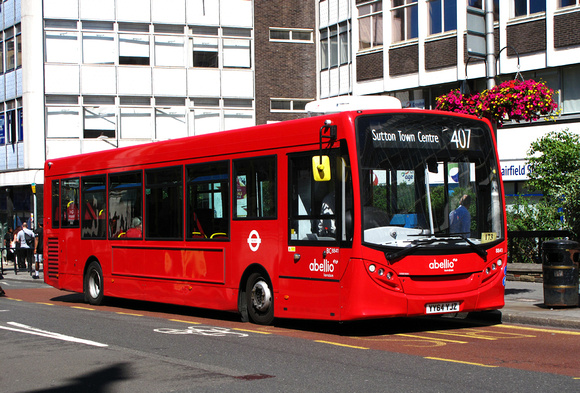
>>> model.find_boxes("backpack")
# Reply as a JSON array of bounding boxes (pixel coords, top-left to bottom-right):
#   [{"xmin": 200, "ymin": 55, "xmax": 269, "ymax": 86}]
[{"xmin": 24, "ymin": 231, "xmax": 34, "ymax": 247}]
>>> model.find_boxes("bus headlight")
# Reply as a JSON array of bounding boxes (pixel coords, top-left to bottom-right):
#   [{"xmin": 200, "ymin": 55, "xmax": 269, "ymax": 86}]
[
  {"xmin": 482, "ymin": 259, "xmax": 503, "ymax": 284},
  {"xmin": 363, "ymin": 260, "xmax": 402, "ymax": 291}
]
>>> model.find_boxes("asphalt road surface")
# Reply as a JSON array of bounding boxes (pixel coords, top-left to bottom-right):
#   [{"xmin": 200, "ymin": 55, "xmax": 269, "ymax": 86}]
[{"xmin": 1, "ymin": 285, "xmax": 579, "ymax": 392}]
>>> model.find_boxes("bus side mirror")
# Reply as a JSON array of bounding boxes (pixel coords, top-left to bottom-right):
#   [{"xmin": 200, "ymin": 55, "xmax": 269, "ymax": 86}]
[{"xmin": 312, "ymin": 156, "xmax": 331, "ymax": 182}]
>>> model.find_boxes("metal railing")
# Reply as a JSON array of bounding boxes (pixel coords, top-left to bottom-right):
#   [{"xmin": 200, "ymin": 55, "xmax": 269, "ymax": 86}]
[{"xmin": 508, "ymin": 230, "xmax": 575, "ymax": 264}]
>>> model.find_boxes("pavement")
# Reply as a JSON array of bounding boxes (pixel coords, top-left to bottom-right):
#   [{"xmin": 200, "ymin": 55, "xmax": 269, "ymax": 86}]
[{"xmin": 1, "ymin": 263, "xmax": 580, "ymax": 330}]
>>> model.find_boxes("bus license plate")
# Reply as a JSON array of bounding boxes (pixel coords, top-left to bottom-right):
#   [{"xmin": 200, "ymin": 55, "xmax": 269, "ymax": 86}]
[{"xmin": 426, "ymin": 302, "xmax": 460, "ymax": 314}]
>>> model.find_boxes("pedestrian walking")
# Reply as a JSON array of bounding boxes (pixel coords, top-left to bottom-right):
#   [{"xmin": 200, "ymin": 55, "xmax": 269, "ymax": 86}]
[
  {"xmin": 4, "ymin": 227, "xmax": 14, "ymax": 264},
  {"xmin": 16, "ymin": 222, "xmax": 35, "ymax": 274},
  {"xmin": 13, "ymin": 226, "xmax": 25, "ymax": 271},
  {"xmin": 33, "ymin": 222, "xmax": 43, "ymax": 279}
]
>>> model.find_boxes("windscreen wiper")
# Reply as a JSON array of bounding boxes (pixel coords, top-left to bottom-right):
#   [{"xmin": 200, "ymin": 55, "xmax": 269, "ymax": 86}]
[
  {"xmin": 385, "ymin": 235, "xmax": 488, "ymax": 262},
  {"xmin": 430, "ymin": 234, "xmax": 488, "ymax": 260},
  {"xmin": 385, "ymin": 238, "xmax": 438, "ymax": 262}
]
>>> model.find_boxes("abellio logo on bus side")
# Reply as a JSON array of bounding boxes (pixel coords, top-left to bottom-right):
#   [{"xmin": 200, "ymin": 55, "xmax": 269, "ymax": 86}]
[
  {"xmin": 310, "ymin": 248, "xmax": 339, "ymax": 278},
  {"xmin": 309, "ymin": 259, "xmax": 335, "ymax": 273}
]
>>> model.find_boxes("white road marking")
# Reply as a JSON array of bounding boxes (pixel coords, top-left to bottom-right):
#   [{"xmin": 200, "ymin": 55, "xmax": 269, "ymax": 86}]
[{"xmin": 0, "ymin": 322, "xmax": 108, "ymax": 347}]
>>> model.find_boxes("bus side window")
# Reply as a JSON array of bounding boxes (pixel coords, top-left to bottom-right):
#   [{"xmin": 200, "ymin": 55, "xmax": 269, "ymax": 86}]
[
  {"xmin": 51, "ymin": 179, "xmax": 60, "ymax": 229},
  {"xmin": 233, "ymin": 156, "xmax": 276, "ymax": 219},
  {"xmin": 289, "ymin": 153, "xmax": 338, "ymax": 243},
  {"xmin": 81, "ymin": 175, "xmax": 106, "ymax": 239},
  {"xmin": 61, "ymin": 178, "xmax": 80, "ymax": 228},
  {"xmin": 187, "ymin": 161, "xmax": 230, "ymax": 240},
  {"xmin": 109, "ymin": 171, "xmax": 143, "ymax": 239},
  {"xmin": 145, "ymin": 166, "xmax": 183, "ymax": 240}
]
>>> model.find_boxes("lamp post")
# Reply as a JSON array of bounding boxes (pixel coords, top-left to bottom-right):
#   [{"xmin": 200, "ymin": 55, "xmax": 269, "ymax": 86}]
[{"xmin": 485, "ymin": 0, "xmax": 496, "ymax": 90}]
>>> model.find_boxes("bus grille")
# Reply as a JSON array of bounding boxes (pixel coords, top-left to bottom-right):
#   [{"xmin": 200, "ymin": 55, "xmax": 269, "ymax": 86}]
[{"xmin": 46, "ymin": 237, "xmax": 60, "ymax": 280}]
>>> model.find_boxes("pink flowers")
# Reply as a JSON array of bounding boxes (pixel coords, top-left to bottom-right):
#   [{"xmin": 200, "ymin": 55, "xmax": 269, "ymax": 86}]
[{"xmin": 435, "ymin": 79, "xmax": 558, "ymax": 126}]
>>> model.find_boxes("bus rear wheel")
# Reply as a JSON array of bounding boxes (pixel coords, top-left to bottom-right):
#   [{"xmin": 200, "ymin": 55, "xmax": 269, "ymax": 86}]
[
  {"xmin": 245, "ymin": 272, "xmax": 274, "ymax": 325},
  {"xmin": 84, "ymin": 261, "xmax": 104, "ymax": 305}
]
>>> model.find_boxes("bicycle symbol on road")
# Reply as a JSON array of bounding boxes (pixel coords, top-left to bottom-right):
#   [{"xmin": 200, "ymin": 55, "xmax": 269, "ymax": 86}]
[{"xmin": 154, "ymin": 325, "xmax": 249, "ymax": 338}]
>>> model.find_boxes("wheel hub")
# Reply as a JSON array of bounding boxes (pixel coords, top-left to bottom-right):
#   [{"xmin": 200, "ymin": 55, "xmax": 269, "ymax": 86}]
[{"xmin": 251, "ymin": 280, "xmax": 272, "ymax": 312}]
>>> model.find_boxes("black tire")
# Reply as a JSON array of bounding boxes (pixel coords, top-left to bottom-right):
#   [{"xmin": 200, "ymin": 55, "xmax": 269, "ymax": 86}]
[
  {"xmin": 84, "ymin": 261, "xmax": 104, "ymax": 305},
  {"xmin": 245, "ymin": 272, "xmax": 274, "ymax": 325}
]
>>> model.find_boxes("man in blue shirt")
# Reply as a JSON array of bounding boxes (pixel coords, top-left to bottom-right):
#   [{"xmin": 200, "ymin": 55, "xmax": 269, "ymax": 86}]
[{"xmin": 449, "ymin": 194, "xmax": 472, "ymax": 236}]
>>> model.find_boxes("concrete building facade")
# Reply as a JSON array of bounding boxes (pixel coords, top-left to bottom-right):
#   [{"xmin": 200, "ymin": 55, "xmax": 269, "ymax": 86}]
[
  {"xmin": 0, "ymin": 0, "xmax": 317, "ymax": 232},
  {"xmin": 319, "ymin": 0, "xmax": 580, "ymax": 201},
  {"xmin": 2, "ymin": 0, "xmax": 580, "ymax": 234}
]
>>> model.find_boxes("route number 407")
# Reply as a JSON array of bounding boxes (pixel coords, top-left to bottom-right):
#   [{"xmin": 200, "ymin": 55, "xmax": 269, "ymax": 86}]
[{"xmin": 450, "ymin": 128, "xmax": 471, "ymax": 149}]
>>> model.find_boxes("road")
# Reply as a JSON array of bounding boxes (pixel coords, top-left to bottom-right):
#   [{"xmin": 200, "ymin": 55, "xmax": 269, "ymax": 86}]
[{"xmin": 1, "ymin": 284, "xmax": 579, "ymax": 392}]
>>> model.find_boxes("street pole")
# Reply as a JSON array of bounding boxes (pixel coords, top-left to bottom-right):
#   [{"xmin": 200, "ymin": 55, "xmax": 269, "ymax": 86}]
[{"xmin": 485, "ymin": 0, "xmax": 496, "ymax": 90}]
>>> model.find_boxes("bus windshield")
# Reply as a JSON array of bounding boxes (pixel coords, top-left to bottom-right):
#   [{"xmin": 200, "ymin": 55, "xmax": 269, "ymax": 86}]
[{"xmin": 356, "ymin": 113, "xmax": 504, "ymax": 251}]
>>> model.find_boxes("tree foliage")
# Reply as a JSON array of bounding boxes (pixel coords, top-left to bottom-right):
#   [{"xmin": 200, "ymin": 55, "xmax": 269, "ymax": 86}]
[
  {"xmin": 506, "ymin": 196, "xmax": 563, "ymax": 263},
  {"xmin": 526, "ymin": 129, "xmax": 580, "ymax": 238}
]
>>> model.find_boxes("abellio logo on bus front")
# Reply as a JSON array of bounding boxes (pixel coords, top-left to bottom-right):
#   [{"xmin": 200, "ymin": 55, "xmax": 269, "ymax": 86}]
[{"xmin": 429, "ymin": 258, "xmax": 457, "ymax": 273}]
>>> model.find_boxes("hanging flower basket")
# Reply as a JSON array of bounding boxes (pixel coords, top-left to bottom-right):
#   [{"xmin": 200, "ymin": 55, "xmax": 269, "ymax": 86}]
[{"xmin": 435, "ymin": 79, "xmax": 558, "ymax": 127}]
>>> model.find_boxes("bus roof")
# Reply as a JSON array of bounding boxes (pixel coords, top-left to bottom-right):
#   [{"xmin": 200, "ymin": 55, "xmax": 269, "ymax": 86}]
[
  {"xmin": 305, "ymin": 96, "xmax": 402, "ymax": 115},
  {"xmin": 44, "ymin": 112, "xmax": 356, "ymax": 177}
]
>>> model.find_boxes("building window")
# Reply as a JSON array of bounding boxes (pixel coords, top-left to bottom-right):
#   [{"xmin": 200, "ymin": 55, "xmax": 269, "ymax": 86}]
[
  {"xmin": 154, "ymin": 35, "xmax": 185, "ymax": 67},
  {"xmin": 358, "ymin": 1, "xmax": 383, "ymax": 50},
  {"xmin": 563, "ymin": 65, "xmax": 580, "ymax": 114},
  {"xmin": 6, "ymin": 109, "xmax": 16, "ymax": 144},
  {"xmin": 558, "ymin": 0, "xmax": 579, "ymax": 7},
  {"xmin": 223, "ymin": 38, "xmax": 251, "ymax": 68},
  {"xmin": 391, "ymin": 0, "xmax": 418, "ymax": 43},
  {"xmin": 191, "ymin": 27, "xmax": 251, "ymax": 69},
  {"xmin": 45, "ymin": 30, "xmax": 79, "ymax": 64},
  {"xmin": 193, "ymin": 36, "xmax": 219, "ymax": 67},
  {"xmin": 0, "ymin": 113, "xmax": 5, "ymax": 145},
  {"xmin": 5, "ymin": 31, "xmax": 14, "ymax": 71},
  {"xmin": 270, "ymin": 28, "xmax": 313, "ymax": 42},
  {"xmin": 270, "ymin": 99, "xmax": 311, "ymax": 112},
  {"xmin": 468, "ymin": 0, "xmax": 500, "ymax": 21},
  {"xmin": 0, "ymin": 40, "xmax": 3, "ymax": 74},
  {"xmin": 155, "ymin": 107, "xmax": 187, "ymax": 140},
  {"xmin": 82, "ymin": 33, "xmax": 115, "ymax": 64},
  {"xmin": 120, "ymin": 107, "xmax": 151, "ymax": 139},
  {"xmin": 428, "ymin": 0, "xmax": 457, "ymax": 35},
  {"xmin": 119, "ymin": 34, "xmax": 150, "ymax": 66},
  {"xmin": 17, "ymin": 107, "xmax": 23, "ymax": 142},
  {"xmin": 16, "ymin": 26, "xmax": 22, "ymax": 69},
  {"xmin": 320, "ymin": 22, "xmax": 350, "ymax": 69},
  {"xmin": 83, "ymin": 106, "xmax": 116, "ymax": 139},
  {"xmin": 511, "ymin": 0, "xmax": 546, "ymax": 18}
]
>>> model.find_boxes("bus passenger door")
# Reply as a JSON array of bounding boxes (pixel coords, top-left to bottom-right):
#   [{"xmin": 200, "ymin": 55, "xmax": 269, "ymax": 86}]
[{"xmin": 282, "ymin": 148, "xmax": 353, "ymax": 320}]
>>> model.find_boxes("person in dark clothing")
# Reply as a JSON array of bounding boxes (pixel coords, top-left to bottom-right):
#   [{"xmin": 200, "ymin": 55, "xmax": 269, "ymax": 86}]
[
  {"xmin": 33, "ymin": 223, "xmax": 44, "ymax": 279},
  {"xmin": 4, "ymin": 227, "xmax": 14, "ymax": 263}
]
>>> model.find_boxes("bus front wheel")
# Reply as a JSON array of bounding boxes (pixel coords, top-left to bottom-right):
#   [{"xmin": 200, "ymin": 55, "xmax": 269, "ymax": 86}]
[
  {"xmin": 245, "ymin": 272, "xmax": 274, "ymax": 325},
  {"xmin": 84, "ymin": 261, "xmax": 104, "ymax": 305}
]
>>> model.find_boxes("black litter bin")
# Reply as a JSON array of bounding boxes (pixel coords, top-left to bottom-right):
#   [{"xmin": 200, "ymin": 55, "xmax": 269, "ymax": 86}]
[{"xmin": 542, "ymin": 239, "xmax": 579, "ymax": 307}]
